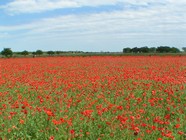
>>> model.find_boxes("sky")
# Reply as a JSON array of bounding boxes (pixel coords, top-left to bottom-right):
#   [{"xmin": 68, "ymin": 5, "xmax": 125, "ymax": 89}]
[{"xmin": 0, "ymin": 0, "xmax": 186, "ymax": 52}]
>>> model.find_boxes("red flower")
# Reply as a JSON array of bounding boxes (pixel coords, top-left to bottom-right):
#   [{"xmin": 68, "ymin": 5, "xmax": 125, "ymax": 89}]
[
  {"xmin": 44, "ymin": 109, "xmax": 54, "ymax": 117},
  {"xmin": 175, "ymin": 124, "xmax": 180, "ymax": 128},
  {"xmin": 164, "ymin": 114, "xmax": 170, "ymax": 120},
  {"xmin": 70, "ymin": 129, "xmax": 75, "ymax": 135},
  {"xmin": 49, "ymin": 136, "xmax": 54, "ymax": 140},
  {"xmin": 151, "ymin": 125, "xmax": 156, "ymax": 130},
  {"xmin": 19, "ymin": 119, "xmax": 24, "ymax": 124},
  {"xmin": 178, "ymin": 131, "xmax": 184, "ymax": 135},
  {"xmin": 52, "ymin": 119, "xmax": 60, "ymax": 125},
  {"xmin": 81, "ymin": 110, "xmax": 93, "ymax": 117}
]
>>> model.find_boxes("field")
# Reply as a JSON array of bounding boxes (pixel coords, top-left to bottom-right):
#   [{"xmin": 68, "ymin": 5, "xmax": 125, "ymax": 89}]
[{"xmin": 0, "ymin": 56, "xmax": 186, "ymax": 140}]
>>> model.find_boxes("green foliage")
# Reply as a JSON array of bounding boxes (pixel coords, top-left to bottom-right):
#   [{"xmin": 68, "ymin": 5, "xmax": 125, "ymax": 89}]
[
  {"xmin": 1, "ymin": 48, "xmax": 13, "ymax": 57},
  {"xmin": 139, "ymin": 46, "xmax": 149, "ymax": 53},
  {"xmin": 156, "ymin": 46, "xmax": 180, "ymax": 53},
  {"xmin": 123, "ymin": 46, "xmax": 180, "ymax": 53},
  {"xmin": 55, "ymin": 51, "xmax": 62, "ymax": 55},
  {"xmin": 182, "ymin": 47, "xmax": 186, "ymax": 53},
  {"xmin": 149, "ymin": 47, "xmax": 156, "ymax": 53},
  {"xmin": 131, "ymin": 47, "xmax": 139, "ymax": 53},
  {"xmin": 35, "ymin": 50, "xmax": 43, "ymax": 55},
  {"xmin": 171, "ymin": 47, "xmax": 180, "ymax": 53},
  {"xmin": 21, "ymin": 50, "xmax": 29, "ymax": 56},
  {"xmin": 123, "ymin": 48, "xmax": 131, "ymax": 53},
  {"xmin": 47, "ymin": 51, "xmax": 55, "ymax": 55}
]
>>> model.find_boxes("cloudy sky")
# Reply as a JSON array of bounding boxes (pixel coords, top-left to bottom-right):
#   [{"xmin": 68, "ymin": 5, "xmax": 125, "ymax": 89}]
[{"xmin": 0, "ymin": 0, "xmax": 186, "ymax": 52}]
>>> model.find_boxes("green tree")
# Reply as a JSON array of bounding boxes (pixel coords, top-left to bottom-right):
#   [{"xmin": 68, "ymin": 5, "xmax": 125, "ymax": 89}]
[
  {"xmin": 131, "ymin": 47, "xmax": 139, "ymax": 53},
  {"xmin": 55, "ymin": 51, "xmax": 61, "ymax": 55},
  {"xmin": 171, "ymin": 47, "xmax": 180, "ymax": 53},
  {"xmin": 156, "ymin": 46, "xmax": 171, "ymax": 53},
  {"xmin": 182, "ymin": 47, "xmax": 186, "ymax": 53},
  {"xmin": 139, "ymin": 46, "xmax": 149, "ymax": 53},
  {"xmin": 123, "ymin": 48, "xmax": 131, "ymax": 53},
  {"xmin": 35, "ymin": 50, "xmax": 43, "ymax": 55},
  {"xmin": 156, "ymin": 46, "xmax": 180, "ymax": 53},
  {"xmin": 1, "ymin": 48, "xmax": 13, "ymax": 57},
  {"xmin": 149, "ymin": 47, "xmax": 156, "ymax": 53},
  {"xmin": 47, "ymin": 51, "xmax": 55, "ymax": 55},
  {"xmin": 21, "ymin": 50, "xmax": 29, "ymax": 56}
]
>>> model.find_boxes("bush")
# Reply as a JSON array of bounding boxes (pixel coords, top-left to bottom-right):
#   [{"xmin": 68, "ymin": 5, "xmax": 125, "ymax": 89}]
[{"xmin": 1, "ymin": 48, "xmax": 13, "ymax": 57}]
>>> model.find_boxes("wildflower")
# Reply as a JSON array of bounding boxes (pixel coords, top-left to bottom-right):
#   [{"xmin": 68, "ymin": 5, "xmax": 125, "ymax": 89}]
[
  {"xmin": 178, "ymin": 131, "xmax": 184, "ymax": 135},
  {"xmin": 134, "ymin": 127, "xmax": 140, "ymax": 136},
  {"xmin": 86, "ymin": 132, "xmax": 90, "ymax": 135},
  {"xmin": 52, "ymin": 119, "xmax": 60, "ymax": 125},
  {"xmin": 164, "ymin": 114, "xmax": 170, "ymax": 120},
  {"xmin": 152, "ymin": 125, "xmax": 156, "ymax": 130},
  {"xmin": 117, "ymin": 106, "xmax": 123, "ymax": 110},
  {"xmin": 49, "ymin": 136, "xmax": 54, "ymax": 140},
  {"xmin": 175, "ymin": 124, "xmax": 180, "ymax": 129},
  {"xmin": 44, "ymin": 109, "xmax": 54, "ymax": 117},
  {"xmin": 81, "ymin": 110, "xmax": 93, "ymax": 117},
  {"xmin": 70, "ymin": 129, "xmax": 75, "ymax": 135},
  {"xmin": 19, "ymin": 119, "xmax": 24, "ymax": 124}
]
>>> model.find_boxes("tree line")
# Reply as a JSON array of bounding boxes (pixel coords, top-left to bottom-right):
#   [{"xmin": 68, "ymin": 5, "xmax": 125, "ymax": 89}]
[
  {"xmin": 0, "ymin": 48, "xmax": 84, "ymax": 57},
  {"xmin": 123, "ymin": 46, "xmax": 186, "ymax": 53},
  {"xmin": 1, "ymin": 47, "xmax": 186, "ymax": 58}
]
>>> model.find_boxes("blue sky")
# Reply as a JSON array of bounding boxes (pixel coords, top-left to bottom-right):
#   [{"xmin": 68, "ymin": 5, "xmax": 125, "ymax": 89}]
[{"xmin": 0, "ymin": 0, "xmax": 186, "ymax": 52}]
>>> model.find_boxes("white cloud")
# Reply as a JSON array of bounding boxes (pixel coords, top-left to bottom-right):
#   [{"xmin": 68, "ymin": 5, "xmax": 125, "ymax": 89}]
[
  {"xmin": 1, "ymin": 0, "xmax": 168, "ymax": 14},
  {"xmin": 1, "ymin": 2, "xmax": 185, "ymax": 35},
  {"xmin": 0, "ymin": 0, "xmax": 186, "ymax": 51},
  {"xmin": 1, "ymin": 0, "xmax": 185, "ymax": 16},
  {"xmin": 1, "ymin": 0, "xmax": 78, "ymax": 14}
]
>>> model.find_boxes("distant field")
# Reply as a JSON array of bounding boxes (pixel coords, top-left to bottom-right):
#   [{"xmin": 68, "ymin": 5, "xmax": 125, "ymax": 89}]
[
  {"xmin": 1, "ymin": 52, "xmax": 186, "ymax": 58},
  {"xmin": 0, "ymin": 56, "xmax": 186, "ymax": 139}
]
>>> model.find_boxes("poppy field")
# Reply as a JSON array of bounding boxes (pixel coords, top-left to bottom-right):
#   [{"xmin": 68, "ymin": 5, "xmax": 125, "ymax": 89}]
[{"xmin": 0, "ymin": 56, "xmax": 186, "ymax": 140}]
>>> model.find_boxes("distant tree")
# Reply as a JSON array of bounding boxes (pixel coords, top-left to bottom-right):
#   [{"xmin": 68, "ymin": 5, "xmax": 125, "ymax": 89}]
[
  {"xmin": 149, "ymin": 47, "xmax": 156, "ymax": 53},
  {"xmin": 139, "ymin": 46, "xmax": 149, "ymax": 53},
  {"xmin": 32, "ymin": 52, "xmax": 36, "ymax": 58},
  {"xmin": 123, "ymin": 48, "xmax": 131, "ymax": 53},
  {"xmin": 55, "ymin": 51, "xmax": 61, "ymax": 55},
  {"xmin": 1, "ymin": 48, "xmax": 13, "ymax": 57},
  {"xmin": 156, "ymin": 46, "xmax": 171, "ymax": 53},
  {"xmin": 35, "ymin": 50, "xmax": 43, "ymax": 55},
  {"xmin": 21, "ymin": 50, "xmax": 29, "ymax": 56},
  {"xmin": 47, "ymin": 51, "xmax": 55, "ymax": 55},
  {"xmin": 170, "ymin": 47, "xmax": 180, "ymax": 53},
  {"xmin": 182, "ymin": 47, "xmax": 186, "ymax": 53},
  {"xmin": 131, "ymin": 47, "xmax": 139, "ymax": 53},
  {"xmin": 156, "ymin": 46, "xmax": 180, "ymax": 53}
]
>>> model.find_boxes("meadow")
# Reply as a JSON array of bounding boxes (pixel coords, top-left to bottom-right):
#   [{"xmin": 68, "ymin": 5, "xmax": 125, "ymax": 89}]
[{"xmin": 0, "ymin": 56, "xmax": 185, "ymax": 140}]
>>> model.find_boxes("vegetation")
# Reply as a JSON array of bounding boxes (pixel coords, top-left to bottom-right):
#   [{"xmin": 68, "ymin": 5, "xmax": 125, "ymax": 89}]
[
  {"xmin": 182, "ymin": 47, "xmax": 186, "ymax": 53},
  {"xmin": 123, "ymin": 46, "xmax": 180, "ymax": 53},
  {"xmin": 21, "ymin": 50, "xmax": 29, "ymax": 56},
  {"xmin": 35, "ymin": 50, "xmax": 43, "ymax": 55},
  {"xmin": 0, "ymin": 56, "xmax": 185, "ymax": 139},
  {"xmin": 156, "ymin": 46, "xmax": 180, "ymax": 53},
  {"xmin": 47, "ymin": 51, "xmax": 55, "ymax": 55},
  {"xmin": 1, "ymin": 48, "xmax": 13, "ymax": 57},
  {"xmin": 0, "ymin": 46, "xmax": 185, "ymax": 58}
]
